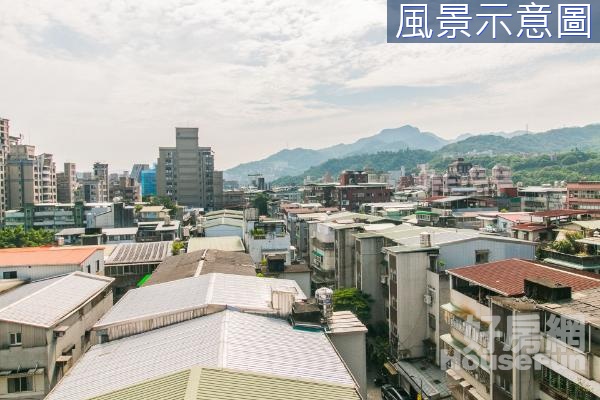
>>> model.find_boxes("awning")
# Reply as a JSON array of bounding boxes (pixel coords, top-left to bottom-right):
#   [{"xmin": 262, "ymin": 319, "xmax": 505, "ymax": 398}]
[
  {"xmin": 56, "ymin": 355, "xmax": 72, "ymax": 364},
  {"xmin": 533, "ymin": 353, "xmax": 600, "ymax": 396},
  {"xmin": 384, "ymin": 362, "xmax": 398, "ymax": 376},
  {"xmin": 440, "ymin": 334, "xmax": 489, "ymax": 372}
]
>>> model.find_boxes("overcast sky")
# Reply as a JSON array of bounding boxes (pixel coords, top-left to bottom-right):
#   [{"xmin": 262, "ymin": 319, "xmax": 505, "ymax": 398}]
[{"xmin": 0, "ymin": 0, "xmax": 599, "ymax": 172}]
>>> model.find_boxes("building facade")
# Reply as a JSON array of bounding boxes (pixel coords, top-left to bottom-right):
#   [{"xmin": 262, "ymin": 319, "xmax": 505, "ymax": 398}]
[
  {"xmin": 56, "ymin": 162, "xmax": 78, "ymax": 203},
  {"xmin": 156, "ymin": 128, "xmax": 216, "ymax": 209},
  {"xmin": 566, "ymin": 181, "xmax": 600, "ymax": 212}
]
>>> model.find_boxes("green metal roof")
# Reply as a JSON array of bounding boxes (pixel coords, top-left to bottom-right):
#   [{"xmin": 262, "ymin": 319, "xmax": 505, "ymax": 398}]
[{"xmin": 89, "ymin": 367, "xmax": 360, "ymax": 400}]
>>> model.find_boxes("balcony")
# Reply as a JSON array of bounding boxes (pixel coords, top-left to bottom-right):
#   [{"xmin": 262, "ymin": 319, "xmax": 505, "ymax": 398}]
[
  {"xmin": 540, "ymin": 248, "xmax": 600, "ymax": 271},
  {"xmin": 311, "ymin": 237, "xmax": 334, "ymax": 250}
]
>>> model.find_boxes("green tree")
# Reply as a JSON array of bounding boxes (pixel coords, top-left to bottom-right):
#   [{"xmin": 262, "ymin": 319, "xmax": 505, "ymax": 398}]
[
  {"xmin": 172, "ymin": 241, "xmax": 185, "ymax": 255},
  {"xmin": 252, "ymin": 193, "xmax": 269, "ymax": 216},
  {"xmin": 0, "ymin": 227, "xmax": 55, "ymax": 249},
  {"xmin": 333, "ymin": 288, "xmax": 373, "ymax": 323}
]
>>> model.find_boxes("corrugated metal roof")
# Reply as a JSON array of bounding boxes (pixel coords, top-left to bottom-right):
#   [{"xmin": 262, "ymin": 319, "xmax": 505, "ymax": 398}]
[
  {"xmin": 187, "ymin": 236, "xmax": 245, "ymax": 253},
  {"xmin": 202, "ymin": 217, "xmax": 244, "ymax": 229},
  {"xmin": 47, "ymin": 310, "xmax": 356, "ymax": 400},
  {"xmin": 0, "ymin": 272, "xmax": 113, "ymax": 327},
  {"xmin": 94, "ymin": 273, "xmax": 306, "ymax": 329},
  {"xmin": 0, "ymin": 246, "xmax": 103, "ymax": 266},
  {"xmin": 105, "ymin": 241, "xmax": 172, "ymax": 265}
]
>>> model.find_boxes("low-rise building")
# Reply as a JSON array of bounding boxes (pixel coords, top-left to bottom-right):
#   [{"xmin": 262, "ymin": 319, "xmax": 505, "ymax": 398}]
[
  {"xmin": 518, "ymin": 185, "xmax": 567, "ymax": 212},
  {"xmin": 0, "ymin": 272, "xmax": 113, "ymax": 398},
  {"xmin": 103, "ymin": 241, "xmax": 173, "ymax": 299},
  {"xmin": 0, "ymin": 247, "xmax": 105, "ymax": 281},
  {"xmin": 442, "ymin": 259, "xmax": 600, "ymax": 400}
]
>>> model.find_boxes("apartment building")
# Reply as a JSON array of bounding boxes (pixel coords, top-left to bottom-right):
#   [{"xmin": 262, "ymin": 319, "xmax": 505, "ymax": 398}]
[
  {"xmin": 156, "ymin": 127, "xmax": 216, "ymax": 209},
  {"xmin": 0, "ymin": 272, "xmax": 113, "ymax": 398},
  {"xmin": 518, "ymin": 185, "xmax": 567, "ymax": 212},
  {"xmin": 567, "ymin": 181, "xmax": 600, "ymax": 212},
  {"xmin": 443, "ymin": 259, "xmax": 600, "ymax": 400},
  {"xmin": 129, "ymin": 163, "xmax": 149, "ymax": 183},
  {"xmin": 56, "ymin": 162, "xmax": 78, "ymax": 203},
  {"xmin": 0, "ymin": 118, "xmax": 9, "ymax": 224},
  {"xmin": 109, "ymin": 175, "xmax": 141, "ymax": 203},
  {"xmin": 6, "ymin": 140, "xmax": 57, "ymax": 209}
]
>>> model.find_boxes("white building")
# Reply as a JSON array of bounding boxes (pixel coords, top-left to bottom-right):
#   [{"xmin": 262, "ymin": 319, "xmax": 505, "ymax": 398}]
[{"xmin": 0, "ymin": 247, "xmax": 105, "ymax": 281}]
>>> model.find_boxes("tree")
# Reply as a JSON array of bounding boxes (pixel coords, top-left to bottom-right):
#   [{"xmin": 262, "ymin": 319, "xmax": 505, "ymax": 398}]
[
  {"xmin": 252, "ymin": 193, "xmax": 269, "ymax": 216},
  {"xmin": 172, "ymin": 241, "xmax": 185, "ymax": 255},
  {"xmin": 333, "ymin": 288, "xmax": 373, "ymax": 323},
  {"xmin": 0, "ymin": 227, "xmax": 55, "ymax": 249}
]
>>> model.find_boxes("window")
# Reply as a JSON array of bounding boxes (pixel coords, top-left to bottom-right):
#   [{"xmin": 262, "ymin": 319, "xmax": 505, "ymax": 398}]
[
  {"xmin": 3, "ymin": 271, "xmax": 17, "ymax": 279},
  {"xmin": 428, "ymin": 313, "xmax": 436, "ymax": 330},
  {"xmin": 475, "ymin": 250, "xmax": 490, "ymax": 264},
  {"xmin": 87, "ymin": 265, "xmax": 91, "ymax": 273},
  {"xmin": 7, "ymin": 376, "xmax": 32, "ymax": 393},
  {"xmin": 9, "ymin": 332, "xmax": 22, "ymax": 346},
  {"xmin": 96, "ymin": 260, "xmax": 100, "ymax": 272}
]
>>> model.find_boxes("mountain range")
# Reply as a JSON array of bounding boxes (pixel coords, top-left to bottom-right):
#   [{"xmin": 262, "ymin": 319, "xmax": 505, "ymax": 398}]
[{"xmin": 224, "ymin": 124, "xmax": 600, "ymax": 183}]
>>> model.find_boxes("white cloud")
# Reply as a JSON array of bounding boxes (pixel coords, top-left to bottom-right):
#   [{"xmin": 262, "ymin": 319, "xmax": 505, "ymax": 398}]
[{"xmin": 0, "ymin": 0, "xmax": 598, "ymax": 171}]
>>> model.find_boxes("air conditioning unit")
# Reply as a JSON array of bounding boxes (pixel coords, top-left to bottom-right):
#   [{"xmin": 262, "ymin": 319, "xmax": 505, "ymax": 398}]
[{"xmin": 424, "ymin": 295, "xmax": 432, "ymax": 305}]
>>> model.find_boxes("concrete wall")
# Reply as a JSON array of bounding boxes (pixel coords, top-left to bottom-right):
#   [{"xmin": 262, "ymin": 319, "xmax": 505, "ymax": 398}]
[
  {"xmin": 329, "ymin": 332, "xmax": 368, "ymax": 400},
  {"xmin": 356, "ymin": 236, "xmax": 386, "ymax": 324},
  {"xmin": 439, "ymin": 238, "xmax": 536, "ymax": 269}
]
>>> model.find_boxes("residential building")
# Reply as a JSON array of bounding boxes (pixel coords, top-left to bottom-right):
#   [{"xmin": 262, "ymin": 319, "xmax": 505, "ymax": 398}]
[
  {"xmin": 221, "ymin": 189, "xmax": 245, "ymax": 209},
  {"xmin": 54, "ymin": 227, "xmax": 138, "ymax": 245},
  {"xmin": 156, "ymin": 127, "xmax": 216, "ymax": 209},
  {"xmin": 566, "ymin": 181, "xmax": 600, "ymax": 212},
  {"xmin": 518, "ymin": 184, "xmax": 566, "ymax": 212},
  {"xmin": 0, "ymin": 246, "xmax": 105, "ymax": 281},
  {"xmin": 0, "ymin": 118, "xmax": 10, "ymax": 224},
  {"xmin": 109, "ymin": 176, "xmax": 141, "ymax": 203},
  {"xmin": 140, "ymin": 167, "xmax": 156, "ymax": 197},
  {"xmin": 103, "ymin": 241, "xmax": 173, "ymax": 298},
  {"xmin": 0, "ymin": 272, "xmax": 114, "ymax": 399},
  {"xmin": 129, "ymin": 163, "xmax": 149, "ymax": 183},
  {"xmin": 56, "ymin": 162, "xmax": 78, "ymax": 203},
  {"xmin": 442, "ymin": 259, "xmax": 600, "ymax": 400},
  {"xmin": 6, "ymin": 140, "xmax": 57, "ymax": 209},
  {"xmin": 213, "ymin": 170, "xmax": 223, "ymax": 210},
  {"xmin": 245, "ymin": 211, "xmax": 292, "ymax": 265}
]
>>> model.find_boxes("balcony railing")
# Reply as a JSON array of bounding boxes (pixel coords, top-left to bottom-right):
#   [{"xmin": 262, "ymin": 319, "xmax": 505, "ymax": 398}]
[{"xmin": 540, "ymin": 248, "xmax": 600, "ymax": 270}]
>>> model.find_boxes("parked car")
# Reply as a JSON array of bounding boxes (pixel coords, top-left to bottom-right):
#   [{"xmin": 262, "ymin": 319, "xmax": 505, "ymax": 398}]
[{"xmin": 381, "ymin": 384, "xmax": 411, "ymax": 400}]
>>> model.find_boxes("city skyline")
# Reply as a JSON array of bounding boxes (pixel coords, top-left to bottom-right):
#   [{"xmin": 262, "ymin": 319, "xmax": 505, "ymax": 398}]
[{"xmin": 0, "ymin": 1, "xmax": 599, "ymax": 170}]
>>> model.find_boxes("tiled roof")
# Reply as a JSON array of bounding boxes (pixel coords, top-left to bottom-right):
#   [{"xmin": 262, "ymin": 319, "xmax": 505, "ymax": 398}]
[
  {"xmin": 0, "ymin": 272, "xmax": 113, "ymax": 327},
  {"xmin": 448, "ymin": 259, "xmax": 600, "ymax": 296},
  {"xmin": 47, "ymin": 310, "xmax": 356, "ymax": 400},
  {"xmin": 512, "ymin": 223, "xmax": 551, "ymax": 232},
  {"xmin": 144, "ymin": 250, "xmax": 255, "ymax": 285},
  {"xmin": 531, "ymin": 209, "xmax": 589, "ymax": 218},
  {"xmin": 0, "ymin": 246, "xmax": 103, "ymax": 266}
]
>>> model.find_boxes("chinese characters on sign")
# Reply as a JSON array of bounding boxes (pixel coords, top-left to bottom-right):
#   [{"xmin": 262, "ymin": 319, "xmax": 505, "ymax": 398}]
[{"xmin": 387, "ymin": 0, "xmax": 597, "ymax": 42}]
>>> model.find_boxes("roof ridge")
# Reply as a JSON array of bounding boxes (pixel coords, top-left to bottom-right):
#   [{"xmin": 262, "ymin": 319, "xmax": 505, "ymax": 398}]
[{"xmin": 0, "ymin": 272, "xmax": 71, "ymax": 314}]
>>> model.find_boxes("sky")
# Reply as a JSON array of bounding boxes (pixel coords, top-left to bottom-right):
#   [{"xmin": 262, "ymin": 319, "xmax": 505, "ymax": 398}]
[{"xmin": 0, "ymin": 0, "xmax": 599, "ymax": 172}]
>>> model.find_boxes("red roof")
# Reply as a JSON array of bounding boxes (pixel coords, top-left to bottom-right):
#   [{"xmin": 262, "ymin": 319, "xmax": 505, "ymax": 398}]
[
  {"xmin": 531, "ymin": 209, "xmax": 590, "ymax": 218},
  {"xmin": 512, "ymin": 223, "xmax": 552, "ymax": 232},
  {"xmin": 0, "ymin": 247, "xmax": 103, "ymax": 266},
  {"xmin": 285, "ymin": 207, "xmax": 339, "ymax": 215},
  {"xmin": 448, "ymin": 259, "xmax": 600, "ymax": 296}
]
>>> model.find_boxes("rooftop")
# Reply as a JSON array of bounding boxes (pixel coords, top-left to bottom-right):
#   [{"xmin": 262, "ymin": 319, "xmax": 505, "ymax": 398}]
[
  {"xmin": 531, "ymin": 209, "xmax": 590, "ymax": 218},
  {"xmin": 105, "ymin": 241, "xmax": 173, "ymax": 265},
  {"xmin": 0, "ymin": 246, "xmax": 103, "ymax": 267},
  {"xmin": 512, "ymin": 223, "xmax": 552, "ymax": 232},
  {"xmin": 89, "ymin": 367, "xmax": 360, "ymax": 400},
  {"xmin": 48, "ymin": 310, "xmax": 356, "ymax": 400},
  {"xmin": 187, "ymin": 236, "xmax": 245, "ymax": 253},
  {"xmin": 139, "ymin": 206, "xmax": 167, "ymax": 213},
  {"xmin": 201, "ymin": 217, "xmax": 244, "ymax": 229},
  {"xmin": 0, "ymin": 272, "xmax": 113, "ymax": 328},
  {"xmin": 327, "ymin": 311, "xmax": 368, "ymax": 334},
  {"xmin": 537, "ymin": 287, "xmax": 600, "ymax": 328},
  {"xmin": 144, "ymin": 250, "xmax": 255, "ymax": 285},
  {"xmin": 448, "ymin": 259, "xmax": 600, "ymax": 297},
  {"xmin": 94, "ymin": 273, "xmax": 306, "ymax": 329}
]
